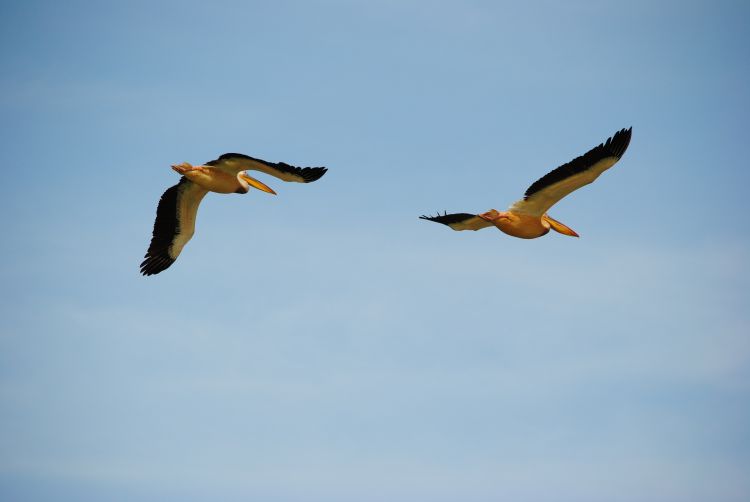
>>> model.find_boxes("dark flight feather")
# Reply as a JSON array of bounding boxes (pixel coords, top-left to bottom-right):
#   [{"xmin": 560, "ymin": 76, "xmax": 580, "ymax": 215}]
[
  {"xmin": 524, "ymin": 127, "xmax": 632, "ymax": 199},
  {"xmin": 419, "ymin": 212, "xmax": 478, "ymax": 226},
  {"xmin": 139, "ymin": 178, "xmax": 189, "ymax": 276},
  {"xmin": 209, "ymin": 153, "xmax": 328, "ymax": 183}
]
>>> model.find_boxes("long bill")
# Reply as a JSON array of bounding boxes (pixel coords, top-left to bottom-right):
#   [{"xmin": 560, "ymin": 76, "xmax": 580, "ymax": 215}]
[
  {"xmin": 543, "ymin": 214, "xmax": 579, "ymax": 237},
  {"xmin": 240, "ymin": 172, "xmax": 277, "ymax": 195}
]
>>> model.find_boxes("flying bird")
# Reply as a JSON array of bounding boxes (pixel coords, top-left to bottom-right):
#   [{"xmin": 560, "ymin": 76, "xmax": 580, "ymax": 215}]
[
  {"xmin": 140, "ymin": 153, "xmax": 327, "ymax": 276},
  {"xmin": 420, "ymin": 127, "xmax": 632, "ymax": 239}
]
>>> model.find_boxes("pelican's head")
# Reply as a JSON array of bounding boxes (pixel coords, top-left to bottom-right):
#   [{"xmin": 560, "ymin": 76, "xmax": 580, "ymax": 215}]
[{"xmin": 238, "ymin": 171, "xmax": 277, "ymax": 195}]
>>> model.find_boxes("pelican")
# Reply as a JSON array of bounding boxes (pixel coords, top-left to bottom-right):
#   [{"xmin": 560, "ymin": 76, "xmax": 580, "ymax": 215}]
[
  {"xmin": 140, "ymin": 153, "xmax": 327, "ymax": 276},
  {"xmin": 420, "ymin": 127, "xmax": 632, "ymax": 239}
]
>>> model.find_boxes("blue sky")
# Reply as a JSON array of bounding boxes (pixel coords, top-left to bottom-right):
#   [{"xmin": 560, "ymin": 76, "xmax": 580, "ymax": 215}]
[{"xmin": 1, "ymin": 0, "xmax": 748, "ymax": 501}]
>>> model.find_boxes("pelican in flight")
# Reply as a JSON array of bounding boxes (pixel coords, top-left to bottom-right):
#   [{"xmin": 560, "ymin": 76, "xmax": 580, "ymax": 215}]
[
  {"xmin": 420, "ymin": 127, "xmax": 632, "ymax": 239},
  {"xmin": 140, "ymin": 153, "xmax": 327, "ymax": 276}
]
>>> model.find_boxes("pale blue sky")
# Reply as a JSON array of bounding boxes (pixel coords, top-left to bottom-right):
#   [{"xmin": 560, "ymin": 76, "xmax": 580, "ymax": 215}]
[{"xmin": 1, "ymin": 1, "xmax": 749, "ymax": 501}]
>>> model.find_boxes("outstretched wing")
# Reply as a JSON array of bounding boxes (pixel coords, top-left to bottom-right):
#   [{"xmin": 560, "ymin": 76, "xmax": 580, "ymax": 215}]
[
  {"xmin": 206, "ymin": 153, "xmax": 327, "ymax": 183},
  {"xmin": 509, "ymin": 127, "xmax": 632, "ymax": 217},
  {"xmin": 140, "ymin": 178, "xmax": 208, "ymax": 276},
  {"xmin": 419, "ymin": 212, "xmax": 494, "ymax": 231}
]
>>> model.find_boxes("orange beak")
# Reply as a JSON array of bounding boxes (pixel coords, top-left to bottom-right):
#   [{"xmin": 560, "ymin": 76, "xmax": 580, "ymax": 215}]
[
  {"xmin": 543, "ymin": 215, "xmax": 579, "ymax": 237},
  {"xmin": 240, "ymin": 173, "xmax": 277, "ymax": 195}
]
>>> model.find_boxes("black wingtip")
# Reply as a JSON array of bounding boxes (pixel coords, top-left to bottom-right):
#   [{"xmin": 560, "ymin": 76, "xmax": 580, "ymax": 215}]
[
  {"xmin": 419, "ymin": 210, "xmax": 447, "ymax": 222},
  {"xmin": 270, "ymin": 163, "xmax": 326, "ymax": 183},
  {"xmin": 523, "ymin": 127, "xmax": 633, "ymax": 200},
  {"xmin": 213, "ymin": 153, "xmax": 328, "ymax": 183},
  {"xmin": 140, "ymin": 179, "xmax": 187, "ymax": 277},
  {"xmin": 608, "ymin": 127, "xmax": 632, "ymax": 159},
  {"xmin": 419, "ymin": 211, "xmax": 476, "ymax": 226},
  {"xmin": 298, "ymin": 165, "xmax": 328, "ymax": 183},
  {"xmin": 139, "ymin": 253, "xmax": 176, "ymax": 276}
]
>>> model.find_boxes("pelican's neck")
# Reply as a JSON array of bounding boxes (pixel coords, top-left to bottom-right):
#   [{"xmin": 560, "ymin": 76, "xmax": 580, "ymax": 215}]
[{"xmin": 235, "ymin": 171, "xmax": 250, "ymax": 194}]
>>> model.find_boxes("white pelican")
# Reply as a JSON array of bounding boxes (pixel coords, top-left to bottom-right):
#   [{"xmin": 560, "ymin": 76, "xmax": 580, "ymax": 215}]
[
  {"xmin": 420, "ymin": 127, "xmax": 632, "ymax": 239},
  {"xmin": 140, "ymin": 153, "xmax": 327, "ymax": 276}
]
